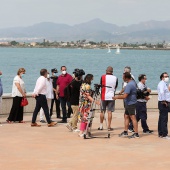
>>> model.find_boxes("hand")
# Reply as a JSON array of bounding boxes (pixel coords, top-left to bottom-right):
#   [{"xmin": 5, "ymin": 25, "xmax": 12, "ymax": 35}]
[
  {"xmin": 56, "ymin": 94, "xmax": 59, "ymax": 99},
  {"xmin": 145, "ymin": 96, "xmax": 150, "ymax": 101},
  {"xmin": 112, "ymin": 96, "xmax": 117, "ymax": 100},
  {"xmin": 32, "ymin": 93, "xmax": 37, "ymax": 98},
  {"xmin": 23, "ymin": 92, "xmax": 26, "ymax": 98}
]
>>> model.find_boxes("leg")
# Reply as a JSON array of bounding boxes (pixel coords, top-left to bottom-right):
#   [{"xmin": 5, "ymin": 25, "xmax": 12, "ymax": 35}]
[
  {"xmin": 32, "ymin": 96, "xmax": 42, "ymax": 123},
  {"xmin": 140, "ymin": 103, "xmax": 149, "ymax": 131},
  {"xmin": 99, "ymin": 100, "xmax": 106, "ymax": 129},
  {"xmin": 108, "ymin": 111, "xmax": 112, "ymax": 129},
  {"xmin": 130, "ymin": 115, "xmax": 138, "ymax": 133},
  {"xmin": 50, "ymin": 98, "xmax": 54, "ymax": 117},
  {"xmin": 124, "ymin": 114, "xmax": 130, "ymax": 131},
  {"xmin": 60, "ymin": 97, "xmax": 67, "ymax": 122},
  {"xmin": 69, "ymin": 105, "xmax": 79, "ymax": 129},
  {"xmin": 41, "ymin": 96, "xmax": 51, "ymax": 124},
  {"xmin": 67, "ymin": 101, "xmax": 72, "ymax": 118},
  {"xmin": 55, "ymin": 99, "xmax": 61, "ymax": 117}
]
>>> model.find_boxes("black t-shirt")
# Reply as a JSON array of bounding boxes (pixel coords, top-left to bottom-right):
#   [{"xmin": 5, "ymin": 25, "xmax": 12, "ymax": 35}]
[
  {"xmin": 70, "ymin": 80, "xmax": 82, "ymax": 105},
  {"xmin": 51, "ymin": 76, "xmax": 58, "ymax": 89}
]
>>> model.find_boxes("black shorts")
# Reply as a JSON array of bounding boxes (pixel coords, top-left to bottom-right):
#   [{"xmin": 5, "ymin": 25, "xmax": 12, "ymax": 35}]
[{"xmin": 125, "ymin": 104, "xmax": 136, "ymax": 115}]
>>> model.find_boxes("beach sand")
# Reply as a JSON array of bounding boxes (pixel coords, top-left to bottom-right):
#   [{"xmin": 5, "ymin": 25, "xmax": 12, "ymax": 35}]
[{"xmin": 0, "ymin": 109, "xmax": 170, "ymax": 170}]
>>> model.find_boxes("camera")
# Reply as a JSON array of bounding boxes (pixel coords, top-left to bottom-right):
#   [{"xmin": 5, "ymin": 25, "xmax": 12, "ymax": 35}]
[
  {"xmin": 137, "ymin": 88, "xmax": 150, "ymax": 99},
  {"xmin": 73, "ymin": 69, "xmax": 85, "ymax": 77}
]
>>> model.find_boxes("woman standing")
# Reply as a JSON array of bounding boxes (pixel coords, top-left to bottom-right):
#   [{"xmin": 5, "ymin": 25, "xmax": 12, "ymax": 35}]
[
  {"xmin": 7, "ymin": 68, "xmax": 26, "ymax": 123},
  {"xmin": 78, "ymin": 74, "xmax": 100, "ymax": 137}
]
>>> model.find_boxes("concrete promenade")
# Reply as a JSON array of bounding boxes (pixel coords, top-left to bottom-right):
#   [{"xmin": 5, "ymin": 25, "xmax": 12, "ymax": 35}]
[{"xmin": 1, "ymin": 108, "xmax": 170, "ymax": 170}]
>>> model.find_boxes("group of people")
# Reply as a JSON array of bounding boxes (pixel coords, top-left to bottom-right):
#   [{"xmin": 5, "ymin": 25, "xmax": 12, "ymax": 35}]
[{"xmin": 0, "ymin": 65, "xmax": 170, "ymax": 139}]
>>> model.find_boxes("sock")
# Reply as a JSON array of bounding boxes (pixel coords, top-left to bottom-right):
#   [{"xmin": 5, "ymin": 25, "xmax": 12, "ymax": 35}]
[{"xmin": 100, "ymin": 123, "xmax": 103, "ymax": 129}]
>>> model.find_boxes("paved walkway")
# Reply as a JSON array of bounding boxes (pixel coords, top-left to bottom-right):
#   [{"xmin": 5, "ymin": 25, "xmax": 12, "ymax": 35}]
[{"xmin": 0, "ymin": 109, "xmax": 170, "ymax": 170}]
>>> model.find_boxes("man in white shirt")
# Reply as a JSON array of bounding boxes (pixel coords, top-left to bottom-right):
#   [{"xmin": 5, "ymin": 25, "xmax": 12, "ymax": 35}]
[
  {"xmin": 98, "ymin": 66, "xmax": 118, "ymax": 131},
  {"xmin": 31, "ymin": 69, "xmax": 57, "ymax": 127}
]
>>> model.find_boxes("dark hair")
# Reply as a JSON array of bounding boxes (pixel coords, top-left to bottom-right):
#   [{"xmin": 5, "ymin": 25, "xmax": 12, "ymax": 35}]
[
  {"xmin": 160, "ymin": 72, "xmax": 168, "ymax": 80},
  {"xmin": 138, "ymin": 74, "xmax": 146, "ymax": 81},
  {"xmin": 61, "ymin": 66, "xmax": 66, "ymax": 70},
  {"xmin": 83, "ymin": 74, "xmax": 93, "ymax": 85},
  {"xmin": 40, "ymin": 69, "xmax": 47, "ymax": 76},
  {"xmin": 124, "ymin": 72, "xmax": 131, "ymax": 79}
]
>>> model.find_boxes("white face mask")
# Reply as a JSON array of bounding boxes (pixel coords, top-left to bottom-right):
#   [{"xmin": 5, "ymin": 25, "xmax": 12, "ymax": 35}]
[
  {"xmin": 62, "ymin": 71, "xmax": 67, "ymax": 75},
  {"xmin": 164, "ymin": 77, "xmax": 169, "ymax": 82},
  {"xmin": 47, "ymin": 74, "xmax": 50, "ymax": 78}
]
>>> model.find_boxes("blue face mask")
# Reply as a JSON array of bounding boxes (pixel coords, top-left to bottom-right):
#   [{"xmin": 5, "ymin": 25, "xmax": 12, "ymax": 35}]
[
  {"xmin": 0, "ymin": 75, "xmax": 2, "ymax": 79},
  {"xmin": 21, "ymin": 74, "xmax": 25, "ymax": 78},
  {"xmin": 53, "ymin": 73, "xmax": 57, "ymax": 76}
]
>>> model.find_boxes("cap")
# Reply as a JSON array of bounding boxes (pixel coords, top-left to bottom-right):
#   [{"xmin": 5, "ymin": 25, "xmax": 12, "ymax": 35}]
[{"xmin": 51, "ymin": 68, "xmax": 58, "ymax": 73}]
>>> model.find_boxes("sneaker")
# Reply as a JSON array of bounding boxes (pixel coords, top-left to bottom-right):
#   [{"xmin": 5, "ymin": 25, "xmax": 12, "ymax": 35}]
[
  {"xmin": 143, "ymin": 130, "xmax": 153, "ymax": 134},
  {"xmin": 129, "ymin": 133, "xmax": 139, "ymax": 139},
  {"xmin": 128, "ymin": 129, "xmax": 135, "ymax": 133},
  {"xmin": 73, "ymin": 129, "xmax": 80, "ymax": 132},
  {"xmin": 48, "ymin": 122, "xmax": 57, "ymax": 127},
  {"xmin": 162, "ymin": 136, "xmax": 170, "ymax": 140},
  {"xmin": 98, "ymin": 127, "xmax": 103, "ymax": 130},
  {"xmin": 119, "ymin": 131, "xmax": 128, "ymax": 137},
  {"xmin": 40, "ymin": 120, "xmax": 46, "ymax": 123},
  {"xmin": 66, "ymin": 124, "xmax": 73, "ymax": 131},
  {"xmin": 31, "ymin": 123, "xmax": 41, "ymax": 127},
  {"xmin": 78, "ymin": 134, "xmax": 84, "ymax": 137}
]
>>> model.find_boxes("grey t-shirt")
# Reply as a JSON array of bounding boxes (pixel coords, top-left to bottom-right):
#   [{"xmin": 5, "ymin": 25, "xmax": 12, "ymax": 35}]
[{"xmin": 124, "ymin": 80, "xmax": 137, "ymax": 105}]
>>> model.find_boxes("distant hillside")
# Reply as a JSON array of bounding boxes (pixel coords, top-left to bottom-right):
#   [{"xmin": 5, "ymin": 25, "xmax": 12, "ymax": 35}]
[{"xmin": 0, "ymin": 18, "xmax": 170, "ymax": 43}]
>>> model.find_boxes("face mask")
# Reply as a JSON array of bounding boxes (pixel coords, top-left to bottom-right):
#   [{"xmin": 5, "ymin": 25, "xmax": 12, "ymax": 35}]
[
  {"xmin": 53, "ymin": 73, "xmax": 57, "ymax": 76},
  {"xmin": 62, "ymin": 71, "xmax": 67, "ymax": 75},
  {"xmin": 164, "ymin": 77, "xmax": 169, "ymax": 82},
  {"xmin": 21, "ymin": 74, "xmax": 24, "ymax": 78},
  {"xmin": 47, "ymin": 74, "xmax": 50, "ymax": 78},
  {"xmin": 0, "ymin": 75, "xmax": 2, "ymax": 78}
]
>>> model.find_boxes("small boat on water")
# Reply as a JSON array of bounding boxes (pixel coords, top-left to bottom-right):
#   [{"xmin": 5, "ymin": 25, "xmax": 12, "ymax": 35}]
[
  {"xmin": 107, "ymin": 47, "xmax": 111, "ymax": 53},
  {"xmin": 115, "ymin": 46, "xmax": 120, "ymax": 54}
]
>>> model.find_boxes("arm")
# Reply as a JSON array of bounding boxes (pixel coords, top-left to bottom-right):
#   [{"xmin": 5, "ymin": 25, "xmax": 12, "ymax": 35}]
[{"xmin": 113, "ymin": 93, "xmax": 128, "ymax": 100}]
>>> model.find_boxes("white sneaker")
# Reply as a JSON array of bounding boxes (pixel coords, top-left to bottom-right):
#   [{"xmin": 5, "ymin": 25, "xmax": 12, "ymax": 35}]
[
  {"xmin": 162, "ymin": 136, "xmax": 170, "ymax": 140},
  {"xmin": 73, "ymin": 129, "xmax": 80, "ymax": 132},
  {"xmin": 78, "ymin": 134, "xmax": 84, "ymax": 137}
]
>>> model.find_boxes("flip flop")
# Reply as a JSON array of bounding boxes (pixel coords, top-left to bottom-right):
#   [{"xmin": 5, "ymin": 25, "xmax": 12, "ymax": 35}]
[
  {"xmin": 19, "ymin": 120, "xmax": 26, "ymax": 123},
  {"xmin": 6, "ymin": 120, "xmax": 13, "ymax": 124}
]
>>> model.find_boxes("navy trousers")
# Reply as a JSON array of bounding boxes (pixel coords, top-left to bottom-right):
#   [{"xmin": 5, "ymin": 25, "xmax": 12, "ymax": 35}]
[
  {"xmin": 158, "ymin": 101, "xmax": 168, "ymax": 137},
  {"xmin": 136, "ymin": 102, "xmax": 149, "ymax": 131}
]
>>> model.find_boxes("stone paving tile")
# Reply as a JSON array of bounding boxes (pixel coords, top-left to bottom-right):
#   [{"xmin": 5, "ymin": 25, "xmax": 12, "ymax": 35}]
[{"xmin": 0, "ymin": 109, "xmax": 170, "ymax": 170}]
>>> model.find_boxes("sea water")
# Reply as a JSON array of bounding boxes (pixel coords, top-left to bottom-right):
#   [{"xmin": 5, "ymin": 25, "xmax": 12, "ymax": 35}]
[{"xmin": 0, "ymin": 47, "xmax": 170, "ymax": 93}]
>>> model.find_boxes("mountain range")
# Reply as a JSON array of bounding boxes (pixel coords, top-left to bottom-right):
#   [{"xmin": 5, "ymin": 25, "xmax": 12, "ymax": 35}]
[{"xmin": 0, "ymin": 18, "xmax": 170, "ymax": 43}]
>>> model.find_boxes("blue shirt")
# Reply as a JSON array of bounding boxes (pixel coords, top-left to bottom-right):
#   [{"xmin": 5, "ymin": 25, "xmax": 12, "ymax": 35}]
[
  {"xmin": 124, "ymin": 80, "xmax": 137, "ymax": 105},
  {"xmin": 0, "ymin": 78, "xmax": 3, "ymax": 96},
  {"xmin": 157, "ymin": 80, "xmax": 170, "ymax": 102}
]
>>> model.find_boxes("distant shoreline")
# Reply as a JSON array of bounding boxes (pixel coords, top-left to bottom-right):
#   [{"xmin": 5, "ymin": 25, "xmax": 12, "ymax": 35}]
[{"xmin": 0, "ymin": 46, "xmax": 170, "ymax": 50}]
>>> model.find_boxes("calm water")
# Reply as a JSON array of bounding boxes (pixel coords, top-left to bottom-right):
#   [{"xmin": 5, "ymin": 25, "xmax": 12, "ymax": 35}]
[{"xmin": 0, "ymin": 48, "xmax": 170, "ymax": 93}]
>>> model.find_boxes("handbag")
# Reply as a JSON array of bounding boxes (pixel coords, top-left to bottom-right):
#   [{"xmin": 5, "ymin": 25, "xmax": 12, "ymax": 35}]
[{"xmin": 21, "ymin": 97, "xmax": 28, "ymax": 106}]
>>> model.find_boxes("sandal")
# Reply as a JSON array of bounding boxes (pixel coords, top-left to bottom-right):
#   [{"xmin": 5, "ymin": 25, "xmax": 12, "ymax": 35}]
[
  {"xmin": 108, "ymin": 128, "xmax": 114, "ymax": 131},
  {"xmin": 19, "ymin": 120, "xmax": 26, "ymax": 123},
  {"xmin": 6, "ymin": 120, "xmax": 13, "ymax": 124}
]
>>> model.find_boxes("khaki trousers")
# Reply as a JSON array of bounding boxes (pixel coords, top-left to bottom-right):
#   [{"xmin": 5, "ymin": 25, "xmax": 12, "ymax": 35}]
[{"xmin": 69, "ymin": 105, "xmax": 79, "ymax": 129}]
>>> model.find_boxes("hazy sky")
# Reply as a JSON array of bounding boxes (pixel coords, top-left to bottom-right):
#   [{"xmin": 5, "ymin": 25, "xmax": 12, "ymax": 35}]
[{"xmin": 0, "ymin": 0, "xmax": 170, "ymax": 28}]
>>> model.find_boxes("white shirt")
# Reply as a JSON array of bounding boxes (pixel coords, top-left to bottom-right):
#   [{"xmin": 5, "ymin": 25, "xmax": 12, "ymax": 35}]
[
  {"xmin": 12, "ymin": 75, "xmax": 26, "ymax": 97},
  {"xmin": 33, "ymin": 76, "xmax": 47, "ymax": 95},
  {"xmin": 157, "ymin": 80, "xmax": 170, "ymax": 102},
  {"xmin": 46, "ymin": 79, "xmax": 54, "ymax": 99}
]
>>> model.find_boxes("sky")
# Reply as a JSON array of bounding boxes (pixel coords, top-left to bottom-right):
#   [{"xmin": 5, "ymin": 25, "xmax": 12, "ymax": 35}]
[{"xmin": 0, "ymin": 0, "xmax": 170, "ymax": 28}]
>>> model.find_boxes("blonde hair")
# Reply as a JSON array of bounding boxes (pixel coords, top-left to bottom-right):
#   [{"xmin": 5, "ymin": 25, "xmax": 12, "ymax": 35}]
[{"xmin": 17, "ymin": 68, "xmax": 26, "ymax": 75}]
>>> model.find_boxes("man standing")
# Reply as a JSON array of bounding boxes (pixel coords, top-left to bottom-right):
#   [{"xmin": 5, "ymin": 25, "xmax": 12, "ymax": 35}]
[
  {"xmin": 0, "ymin": 71, "xmax": 3, "ymax": 119},
  {"xmin": 66, "ymin": 69, "xmax": 83, "ymax": 132},
  {"xmin": 50, "ymin": 68, "xmax": 61, "ymax": 118},
  {"xmin": 136, "ymin": 74, "xmax": 153, "ymax": 134},
  {"xmin": 56, "ymin": 66, "xmax": 73, "ymax": 123},
  {"xmin": 98, "ymin": 66, "xmax": 118, "ymax": 131},
  {"xmin": 31, "ymin": 69, "xmax": 57, "ymax": 127},
  {"xmin": 113, "ymin": 72, "xmax": 139, "ymax": 138},
  {"xmin": 157, "ymin": 72, "xmax": 170, "ymax": 139}
]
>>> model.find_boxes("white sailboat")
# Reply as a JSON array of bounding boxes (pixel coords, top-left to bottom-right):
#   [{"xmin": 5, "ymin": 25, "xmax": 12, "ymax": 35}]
[
  {"xmin": 115, "ymin": 46, "xmax": 120, "ymax": 54},
  {"xmin": 107, "ymin": 46, "xmax": 111, "ymax": 53}
]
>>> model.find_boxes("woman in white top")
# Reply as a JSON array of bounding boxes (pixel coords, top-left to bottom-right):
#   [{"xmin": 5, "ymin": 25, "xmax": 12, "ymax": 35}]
[
  {"xmin": 39, "ymin": 73, "xmax": 54, "ymax": 123},
  {"xmin": 7, "ymin": 68, "xmax": 26, "ymax": 123}
]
